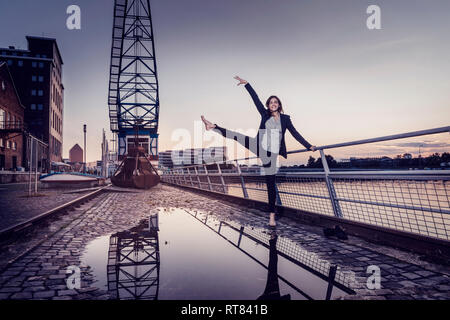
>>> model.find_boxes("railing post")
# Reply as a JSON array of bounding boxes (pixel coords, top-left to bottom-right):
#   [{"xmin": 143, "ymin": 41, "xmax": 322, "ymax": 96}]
[
  {"xmin": 216, "ymin": 163, "xmax": 227, "ymax": 194},
  {"xmin": 177, "ymin": 169, "xmax": 183, "ymax": 186},
  {"xmin": 237, "ymin": 226, "xmax": 245, "ymax": 247},
  {"xmin": 194, "ymin": 166, "xmax": 201, "ymax": 189},
  {"xmin": 204, "ymin": 165, "xmax": 213, "ymax": 191},
  {"xmin": 325, "ymin": 264, "xmax": 337, "ymax": 300},
  {"xmin": 187, "ymin": 167, "xmax": 194, "ymax": 187},
  {"xmin": 182, "ymin": 168, "xmax": 188, "ymax": 186},
  {"xmin": 235, "ymin": 160, "xmax": 249, "ymax": 198},
  {"xmin": 320, "ymin": 149, "xmax": 343, "ymax": 218}
]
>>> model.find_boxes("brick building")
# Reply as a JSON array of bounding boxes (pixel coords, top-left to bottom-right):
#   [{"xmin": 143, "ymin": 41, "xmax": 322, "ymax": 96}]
[
  {"xmin": 69, "ymin": 143, "xmax": 83, "ymax": 163},
  {"xmin": 0, "ymin": 62, "xmax": 24, "ymax": 170},
  {"xmin": 0, "ymin": 36, "xmax": 64, "ymax": 165}
]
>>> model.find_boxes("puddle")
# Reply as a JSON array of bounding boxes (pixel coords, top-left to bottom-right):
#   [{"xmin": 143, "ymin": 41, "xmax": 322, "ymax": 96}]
[
  {"xmin": 81, "ymin": 235, "xmax": 110, "ymax": 291},
  {"xmin": 81, "ymin": 207, "xmax": 354, "ymax": 300}
]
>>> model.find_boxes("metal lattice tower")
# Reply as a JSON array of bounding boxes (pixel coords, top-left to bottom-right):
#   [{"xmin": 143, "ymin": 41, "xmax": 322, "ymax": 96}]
[{"xmin": 108, "ymin": 0, "xmax": 159, "ymax": 160}]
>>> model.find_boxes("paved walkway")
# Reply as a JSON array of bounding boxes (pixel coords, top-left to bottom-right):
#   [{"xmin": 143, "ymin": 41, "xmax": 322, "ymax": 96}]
[
  {"xmin": 0, "ymin": 184, "xmax": 448, "ymax": 300},
  {"xmin": 0, "ymin": 183, "xmax": 95, "ymax": 231}
]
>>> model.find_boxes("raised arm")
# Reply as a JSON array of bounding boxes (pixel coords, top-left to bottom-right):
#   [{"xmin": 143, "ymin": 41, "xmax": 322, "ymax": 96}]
[
  {"xmin": 286, "ymin": 116, "xmax": 314, "ymax": 151},
  {"xmin": 234, "ymin": 76, "xmax": 266, "ymax": 116}
]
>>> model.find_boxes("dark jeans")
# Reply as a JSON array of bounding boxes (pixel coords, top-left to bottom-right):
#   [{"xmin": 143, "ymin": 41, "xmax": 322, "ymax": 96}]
[{"xmin": 214, "ymin": 124, "xmax": 278, "ymax": 213}]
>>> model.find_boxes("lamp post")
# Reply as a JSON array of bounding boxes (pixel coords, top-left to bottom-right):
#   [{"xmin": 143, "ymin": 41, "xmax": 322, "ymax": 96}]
[{"xmin": 83, "ymin": 124, "xmax": 87, "ymax": 173}]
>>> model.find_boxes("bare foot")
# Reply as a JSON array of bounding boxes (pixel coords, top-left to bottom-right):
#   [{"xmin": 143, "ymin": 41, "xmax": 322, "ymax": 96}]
[
  {"xmin": 269, "ymin": 212, "xmax": 276, "ymax": 227},
  {"xmin": 201, "ymin": 115, "xmax": 216, "ymax": 130}
]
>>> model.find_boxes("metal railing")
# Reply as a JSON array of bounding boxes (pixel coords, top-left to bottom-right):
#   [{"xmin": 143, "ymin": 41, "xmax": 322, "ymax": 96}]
[{"xmin": 161, "ymin": 126, "xmax": 450, "ymax": 241}]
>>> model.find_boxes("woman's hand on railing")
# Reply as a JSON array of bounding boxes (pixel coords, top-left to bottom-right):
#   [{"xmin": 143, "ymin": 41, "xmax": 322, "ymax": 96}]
[{"xmin": 234, "ymin": 75, "xmax": 248, "ymax": 86}]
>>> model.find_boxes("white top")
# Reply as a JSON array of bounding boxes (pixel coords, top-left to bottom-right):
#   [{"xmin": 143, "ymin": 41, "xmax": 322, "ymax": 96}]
[
  {"xmin": 261, "ymin": 116, "xmax": 282, "ymax": 153},
  {"xmin": 260, "ymin": 116, "xmax": 281, "ymax": 175}
]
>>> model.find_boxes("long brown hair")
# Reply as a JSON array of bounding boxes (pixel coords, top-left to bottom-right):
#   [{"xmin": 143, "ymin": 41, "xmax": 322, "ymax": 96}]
[{"xmin": 265, "ymin": 95, "xmax": 284, "ymax": 114}]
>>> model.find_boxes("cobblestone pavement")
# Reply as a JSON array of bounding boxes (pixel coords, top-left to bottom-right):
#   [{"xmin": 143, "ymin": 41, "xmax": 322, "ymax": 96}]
[
  {"xmin": 0, "ymin": 183, "xmax": 96, "ymax": 231},
  {"xmin": 0, "ymin": 183, "xmax": 449, "ymax": 300}
]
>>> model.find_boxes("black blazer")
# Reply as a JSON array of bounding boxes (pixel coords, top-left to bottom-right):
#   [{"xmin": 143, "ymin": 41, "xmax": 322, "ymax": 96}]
[{"xmin": 245, "ymin": 83, "xmax": 312, "ymax": 159}]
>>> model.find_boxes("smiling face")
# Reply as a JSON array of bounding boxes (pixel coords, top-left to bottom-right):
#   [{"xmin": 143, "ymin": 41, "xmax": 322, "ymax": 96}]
[
  {"xmin": 265, "ymin": 95, "xmax": 283, "ymax": 114},
  {"xmin": 268, "ymin": 97, "xmax": 279, "ymax": 112}
]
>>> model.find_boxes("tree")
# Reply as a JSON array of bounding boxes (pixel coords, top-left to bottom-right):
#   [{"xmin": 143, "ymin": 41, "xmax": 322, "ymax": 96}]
[
  {"xmin": 425, "ymin": 153, "xmax": 441, "ymax": 167},
  {"xmin": 313, "ymin": 154, "xmax": 337, "ymax": 168},
  {"xmin": 402, "ymin": 153, "xmax": 412, "ymax": 159},
  {"xmin": 307, "ymin": 156, "xmax": 315, "ymax": 167},
  {"xmin": 441, "ymin": 152, "xmax": 450, "ymax": 162}
]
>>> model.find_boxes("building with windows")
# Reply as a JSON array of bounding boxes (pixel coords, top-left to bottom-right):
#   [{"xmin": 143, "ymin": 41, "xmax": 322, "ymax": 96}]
[
  {"xmin": 0, "ymin": 36, "xmax": 64, "ymax": 165},
  {"xmin": 0, "ymin": 62, "xmax": 24, "ymax": 170},
  {"xmin": 158, "ymin": 146, "xmax": 227, "ymax": 169}
]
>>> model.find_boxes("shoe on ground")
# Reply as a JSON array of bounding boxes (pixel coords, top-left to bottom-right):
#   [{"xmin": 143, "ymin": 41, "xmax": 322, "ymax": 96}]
[{"xmin": 334, "ymin": 225, "xmax": 348, "ymax": 240}]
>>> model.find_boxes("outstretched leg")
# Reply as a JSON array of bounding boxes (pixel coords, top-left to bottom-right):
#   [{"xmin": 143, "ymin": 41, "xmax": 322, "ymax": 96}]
[{"xmin": 201, "ymin": 115, "xmax": 258, "ymax": 155}]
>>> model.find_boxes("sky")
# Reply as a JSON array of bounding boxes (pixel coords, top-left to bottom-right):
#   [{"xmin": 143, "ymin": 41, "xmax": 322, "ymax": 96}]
[{"xmin": 0, "ymin": 0, "xmax": 449, "ymax": 165}]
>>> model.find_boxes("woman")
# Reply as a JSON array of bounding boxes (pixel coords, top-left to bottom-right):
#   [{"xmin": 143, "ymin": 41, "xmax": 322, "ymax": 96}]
[{"xmin": 201, "ymin": 76, "xmax": 316, "ymax": 227}]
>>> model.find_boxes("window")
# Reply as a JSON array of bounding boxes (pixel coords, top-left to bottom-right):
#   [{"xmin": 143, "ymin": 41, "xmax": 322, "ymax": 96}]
[
  {"xmin": 1, "ymin": 81, "xmax": 5, "ymax": 91},
  {"xmin": 42, "ymin": 54, "xmax": 47, "ymax": 58},
  {"xmin": 7, "ymin": 140, "xmax": 11, "ymax": 149},
  {"xmin": 38, "ymin": 76, "xmax": 43, "ymax": 82},
  {"xmin": 32, "ymin": 61, "xmax": 37, "ymax": 68},
  {"xmin": 38, "ymin": 90, "xmax": 43, "ymax": 96},
  {"xmin": 31, "ymin": 89, "xmax": 36, "ymax": 96},
  {"xmin": 7, "ymin": 60, "xmax": 12, "ymax": 66},
  {"xmin": 37, "ymin": 104, "xmax": 43, "ymax": 110},
  {"xmin": 32, "ymin": 75, "xmax": 37, "ymax": 82},
  {"xmin": 36, "ymin": 54, "xmax": 40, "ymax": 58},
  {"xmin": 31, "ymin": 104, "xmax": 36, "ymax": 110},
  {"xmin": 38, "ymin": 62, "xmax": 44, "ymax": 68},
  {"xmin": 0, "ymin": 109, "xmax": 4, "ymax": 129},
  {"xmin": 0, "ymin": 138, "xmax": 3, "ymax": 147},
  {"xmin": 18, "ymin": 60, "xmax": 23, "ymax": 67},
  {"xmin": 12, "ymin": 142, "xmax": 16, "ymax": 150}
]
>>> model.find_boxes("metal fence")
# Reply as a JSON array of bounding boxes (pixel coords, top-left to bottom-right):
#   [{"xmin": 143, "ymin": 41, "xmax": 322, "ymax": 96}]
[{"xmin": 161, "ymin": 126, "xmax": 450, "ymax": 241}]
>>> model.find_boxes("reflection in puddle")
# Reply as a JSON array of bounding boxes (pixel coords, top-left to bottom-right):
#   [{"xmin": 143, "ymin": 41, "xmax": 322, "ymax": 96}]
[
  {"xmin": 107, "ymin": 218, "xmax": 160, "ymax": 300},
  {"xmin": 81, "ymin": 207, "xmax": 355, "ymax": 300}
]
